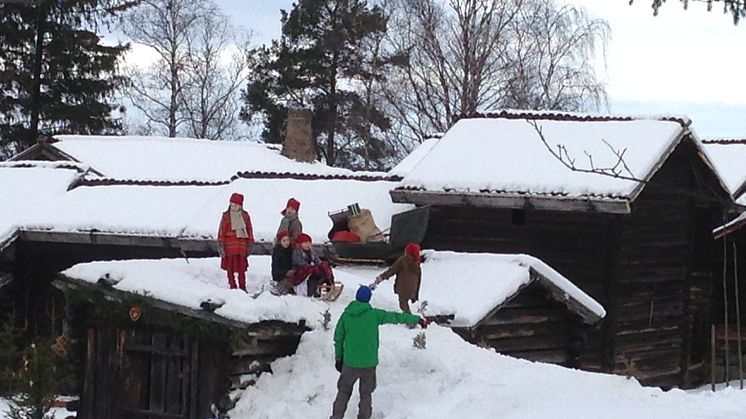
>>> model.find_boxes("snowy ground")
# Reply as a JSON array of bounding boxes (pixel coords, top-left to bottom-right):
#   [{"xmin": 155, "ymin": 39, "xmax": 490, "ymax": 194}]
[{"xmin": 0, "ymin": 398, "xmax": 75, "ymax": 418}]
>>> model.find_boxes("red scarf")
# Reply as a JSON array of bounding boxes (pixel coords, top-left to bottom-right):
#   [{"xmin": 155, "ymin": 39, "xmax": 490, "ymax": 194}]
[{"xmin": 404, "ymin": 243, "xmax": 421, "ymax": 267}]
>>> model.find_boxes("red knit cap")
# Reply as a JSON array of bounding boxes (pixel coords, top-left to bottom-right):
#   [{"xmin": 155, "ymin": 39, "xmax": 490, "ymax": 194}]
[
  {"xmin": 404, "ymin": 243, "xmax": 421, "ymax": 266},
  {"xmin": 276, "ymin": 230, "xmax": 290, "ymax": 241},
  {"xmin": 229, "ymin": 193, "xmax": 244, "ymax": 205},
  {"xmin": 295, "ymin": 233, "xmax": 312, "ymax": 245},
  {"xmin": 281, "ymin": 197, "xmax": 301, "ymax": 215}
]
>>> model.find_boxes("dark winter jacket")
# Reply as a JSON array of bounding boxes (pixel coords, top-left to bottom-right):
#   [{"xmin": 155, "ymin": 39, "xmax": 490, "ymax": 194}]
[
  {"xmin": 334, "ymin": 301, "xmax": 420, "ymax": 368},
  {"xmin": 292, "ymin": 247, "xmax": 320, "ymax": 268},
  {"xmin": 271, "ymin": 246, "xmax": 293, "ymax": 282},
  {"xmin": 379, "ymin": 254, "xmax": 421, "ymax": 301}
]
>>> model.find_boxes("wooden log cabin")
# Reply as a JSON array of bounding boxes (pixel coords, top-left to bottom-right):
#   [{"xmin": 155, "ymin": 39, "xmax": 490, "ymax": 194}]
[
  {"xmin": 418, "ymin": 251, "xmax": 605, "ymax": 367},
  {"xmin": 53, "ymin": 270, "xmax": 310, "ymax": 419},
  {"xmin": 701, "ymin": 139, "xmax": 746, "ymax": 383},
  {"xmin": 391, "ymin": 110, "xmax": 734, "ymax": 388}
]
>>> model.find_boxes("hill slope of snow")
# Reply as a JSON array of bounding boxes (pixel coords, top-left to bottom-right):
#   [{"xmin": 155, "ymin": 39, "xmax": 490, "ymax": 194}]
[{"xmin": 232, "ymin": 326, "xmax": 746, "ymax": 419}]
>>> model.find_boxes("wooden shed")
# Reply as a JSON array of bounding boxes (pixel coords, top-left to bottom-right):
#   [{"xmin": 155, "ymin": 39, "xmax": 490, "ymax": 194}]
[
  {"xmin": 416, "ymin": 251, "xmax": 604, "ymax": 367},
  {"xmin": 700, "ymin": 138, "xmax": 746, "ymax": 383},
  {"xmin": 53, "ymin": 271, "xmax": 310, "ymax": 419},
  {"xmin": 391, "ymin": 111, "xmax": 734, "ymax": 388}
]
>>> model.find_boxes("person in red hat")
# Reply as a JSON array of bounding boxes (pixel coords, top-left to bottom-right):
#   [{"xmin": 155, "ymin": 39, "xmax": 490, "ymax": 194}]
[
  {"xmin": 289, "ymin": 233, "xmax": 334, "ymax": 297},
  {"xmin": 371, "ymin": 243, "xmax": 422, "ymax": 313},
  {"xmin": 276, "ymin": 197, "xmax": 303, "ymax": 245},
  {"xmin": 217, "ymin": 193, "xmax": 254, "ymax": 291}
]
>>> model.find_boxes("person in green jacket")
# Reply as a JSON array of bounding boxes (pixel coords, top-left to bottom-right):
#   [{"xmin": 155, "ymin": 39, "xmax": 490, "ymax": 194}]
[{"xmin": 330, "ymin": 285, "xmax": 428, "ymax": 419}]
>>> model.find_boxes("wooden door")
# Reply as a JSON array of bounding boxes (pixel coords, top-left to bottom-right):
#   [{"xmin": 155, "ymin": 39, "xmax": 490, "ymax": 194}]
[{"xmin": 81, "ymin": 328, "xmax": 201, "ymax": 419}]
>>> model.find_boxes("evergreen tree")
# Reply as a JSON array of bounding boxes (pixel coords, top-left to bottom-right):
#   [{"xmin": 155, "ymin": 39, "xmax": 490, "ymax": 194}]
[
  {"xmin": 240, "ymin": 0, "xmax": 400, "ymax": 168},
  {"xmin": 0, "ymin": 0, "xmax": 133, "ymax": 158}
]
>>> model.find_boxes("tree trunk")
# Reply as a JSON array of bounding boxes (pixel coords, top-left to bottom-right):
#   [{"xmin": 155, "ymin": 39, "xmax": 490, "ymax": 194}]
[
  {"xmin": 29, "ymin": 6, "xmax": 47, "ymax": 144},
  {"xmin": 169, "ymin": 57, "xmax": 179, "ymax": 137},
  {"xmin": 326, "ymin": 46, "xmax": 339, "ymax": 166}
]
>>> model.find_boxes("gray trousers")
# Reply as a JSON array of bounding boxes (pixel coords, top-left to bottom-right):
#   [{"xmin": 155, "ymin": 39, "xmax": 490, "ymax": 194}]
[{"xmin": 330, "ymin": 365, "xmax": 377, "ymax": 419}]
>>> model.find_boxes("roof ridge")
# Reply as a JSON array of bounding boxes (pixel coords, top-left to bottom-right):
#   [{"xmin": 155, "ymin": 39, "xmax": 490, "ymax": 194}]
[
  {"xmin": 456, "ymin": 109, "xmax": 691, "ymax": 127},
  {"xmin": 702, "ymin": 138, "xmax": 746, "ymax": 144},
  {"xmin": 0, "ymin": 160, "xmax": 88, "ymax": 173}
]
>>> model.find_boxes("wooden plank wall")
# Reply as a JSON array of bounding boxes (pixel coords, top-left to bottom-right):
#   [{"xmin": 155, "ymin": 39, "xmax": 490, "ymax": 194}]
[
  {"xmin": 455, "ymin": 283, "xmax": 592, "ymax": 367},
  {"xmin": 613, "ymin": 142, "xmax": 721, "ymax": 388},
  {"xmin": 79, "ymin": 327, "xmax": 226, "ymax": 419}
]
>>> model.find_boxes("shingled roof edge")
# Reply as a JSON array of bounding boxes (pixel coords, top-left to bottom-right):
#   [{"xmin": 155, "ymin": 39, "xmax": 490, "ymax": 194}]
[{"xmin": 454, "ymin": 110, "xmax": 691, "ymax": 127}]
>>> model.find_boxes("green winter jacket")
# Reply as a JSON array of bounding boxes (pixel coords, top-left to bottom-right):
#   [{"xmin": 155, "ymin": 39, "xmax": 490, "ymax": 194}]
[{"xmin": 334, "ymin": 300, "xmax": 420, "ymax": 368}]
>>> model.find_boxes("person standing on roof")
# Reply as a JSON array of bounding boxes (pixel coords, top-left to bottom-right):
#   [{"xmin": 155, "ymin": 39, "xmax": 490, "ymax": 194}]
[
  {"xmin": 371, "ymin": 243, "xmax": 422, "ymax": 314},
  {"xmin": 330, "ymin": 285, "xmax": 428, "ymax": 419},
  {"xmin": 277, "ymin": 197, "xmax": 303, "ymax": 245},
  {"xmin": 217, "ymin": 193, "xmax": 254, "ymax": 292}
]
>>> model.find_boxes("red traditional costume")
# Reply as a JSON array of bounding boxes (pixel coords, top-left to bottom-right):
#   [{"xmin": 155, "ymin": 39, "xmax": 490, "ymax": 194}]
[{"xmin": 218, "ymin": 193, "xmax": 254, "ymax": 290}]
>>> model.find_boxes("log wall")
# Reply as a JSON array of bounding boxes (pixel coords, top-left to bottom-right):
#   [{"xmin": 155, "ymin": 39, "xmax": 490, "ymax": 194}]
[{"xmin": 455, "ymin": 283, "xmax": 593, "ymax": 367}]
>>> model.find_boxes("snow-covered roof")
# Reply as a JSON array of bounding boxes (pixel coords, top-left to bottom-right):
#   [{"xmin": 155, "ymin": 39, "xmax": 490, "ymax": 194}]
[
  {"xmin": 23, "ymin": 177, "xmax": 411, "ymax": 244},
  {"xmin": 389, "ymin": 137, "xmax": 441, "ymax": 177},
  {"xmin": 43, "ymin": 135, "xmax": 389, "ymax": 182},
  {"xmin": 59, "ymin": 251, "xmax": 603, "ymax": 330},
  {"xmin": 417, "ymin": 250, "xmax": 605, "ymax": 328},
  {"xmin": 701, "ymin": 139, "xmax": 746, "ymax": 199},
  {"xmin": 0, "ymin": 162, "xmax": 85, "ymax": 246},
  {"xmin": 393, "ymin": 111, "xmax": 718, "ymax": 212},
  {"xmin": 60, "ymin": 257, "xmax": 329, "ymax": 327}
]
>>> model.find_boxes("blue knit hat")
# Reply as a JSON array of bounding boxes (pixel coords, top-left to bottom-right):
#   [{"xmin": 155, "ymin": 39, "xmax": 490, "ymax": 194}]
[{"xmin": 356, "ymin": 285, "xmax": 372, "ymax": 303}]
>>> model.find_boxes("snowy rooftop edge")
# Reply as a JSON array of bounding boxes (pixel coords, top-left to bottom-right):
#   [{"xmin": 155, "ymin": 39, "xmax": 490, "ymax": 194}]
[
  {"xmin": 458, "ymin": 109, "xmax": 692, "ymax": 125},
  {"xmin": 419, "ymin": 250, "xmax": 605, "ymax": 328},
  {"xmin": 396, "ymin": 115, "xmax": 691, "ymax": 202}
]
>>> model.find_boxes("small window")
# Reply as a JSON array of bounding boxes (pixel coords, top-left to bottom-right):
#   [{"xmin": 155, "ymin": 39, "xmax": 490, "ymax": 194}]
[{"xmin": 511, "ymin": 209, "xmax": 526, "ymax": 226}]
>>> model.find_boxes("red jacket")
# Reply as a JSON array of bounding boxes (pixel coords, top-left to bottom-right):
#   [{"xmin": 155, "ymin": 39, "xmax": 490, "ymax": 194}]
[{"xmin": 218, "ymin": 210, "xmax": 254, "ymax": 257}]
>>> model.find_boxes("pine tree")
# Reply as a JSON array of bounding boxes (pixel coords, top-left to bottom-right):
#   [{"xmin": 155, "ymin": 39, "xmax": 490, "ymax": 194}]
[
  {"xmin": 6, "ymin": 341, "xmax": 60, "ymax": 419},
  {"xmin": 0, "ymin": 0, "xmax": 133, "ymax": 158},
  {"xmin": 0, "ymin": 319, "xmax": 21, "ymax": 395},
  {"xmin": 240, "ymin": 0, "xmax": 401, "ymax": 168}
]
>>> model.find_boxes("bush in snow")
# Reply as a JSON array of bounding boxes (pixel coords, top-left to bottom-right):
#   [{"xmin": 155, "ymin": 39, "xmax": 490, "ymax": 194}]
[
  {"xmin": 5, "ymin": 341, "xmax": 61, "ymax": 419},
  {"xmin": 416, "ymin": 300, "xmax": 429, "ymax": 316},
  {"xmin": 319, "ymin": 308, "xmax": 332, "ymax": 331},
  {"xmin": 0, "ymin": 319, "xmax": 21, "ymax": 395},
  {"xmin": 413, "ymin": 332, "xmax": 427, "ymax": 350},
  {"xmin": 621, "ymin": 353, "xmax": 641, "ymax": 380}
]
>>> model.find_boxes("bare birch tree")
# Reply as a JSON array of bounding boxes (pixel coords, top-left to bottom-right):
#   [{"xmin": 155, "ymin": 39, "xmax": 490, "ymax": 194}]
[
  {"xmin": 381, "ymin": 0, "xmax": 609, "ymax": 145},
  {"xmin": 120, "ymin": 0, "xmax": 201, "ymax": 137},
  {"xmin": 502, "ymin": 1, "xmax": 609, "ymax": 111},
  {"xmin": 180, "ymin": 9, "xmax": 250, "ymax": 140}
]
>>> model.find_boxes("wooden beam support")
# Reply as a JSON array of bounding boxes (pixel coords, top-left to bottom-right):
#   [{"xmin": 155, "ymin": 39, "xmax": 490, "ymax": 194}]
[{"xmin": 390, "ymin": 189, "xmax": 631, "ymax": 214}]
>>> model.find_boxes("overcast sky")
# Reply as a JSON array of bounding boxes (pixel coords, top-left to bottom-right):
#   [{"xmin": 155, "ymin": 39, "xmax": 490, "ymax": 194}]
[{"xmin": 120, "ymin": 0, "xmax": 746, "ymax": 138}]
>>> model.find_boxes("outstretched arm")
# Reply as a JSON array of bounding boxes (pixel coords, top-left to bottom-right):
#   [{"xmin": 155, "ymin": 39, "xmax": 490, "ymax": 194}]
[{"xmin": 373, "ymin": 308, "xmax": 420, "ymax": 326}]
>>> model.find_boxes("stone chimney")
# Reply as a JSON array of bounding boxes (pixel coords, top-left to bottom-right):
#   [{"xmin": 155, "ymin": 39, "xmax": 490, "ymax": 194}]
[{"xmin": 281, "ymin": 108, "xmax": 315, "ymax": 162}]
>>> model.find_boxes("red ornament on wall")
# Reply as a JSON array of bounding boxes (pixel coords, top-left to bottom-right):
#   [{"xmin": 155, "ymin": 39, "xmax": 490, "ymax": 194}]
[{"xmin": 129, "ymin": 306, "xmax": 142, "ymax": 322}]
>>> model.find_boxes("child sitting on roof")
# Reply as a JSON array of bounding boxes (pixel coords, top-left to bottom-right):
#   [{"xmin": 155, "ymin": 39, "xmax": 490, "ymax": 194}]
[
  {"xmin": 271, "ymin": 230, "xmax": 294, "ymax": 296},
  {"xmin": 276, "ymin": 198, "xmax": 303, "ymax": 245},
  {"xmin": 371, "ymin": 243, "xmax": 422, "ymax": 313},
  {"xmin": 289, "ymin": 233, "xmax": 334, "ymax": 297}
]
